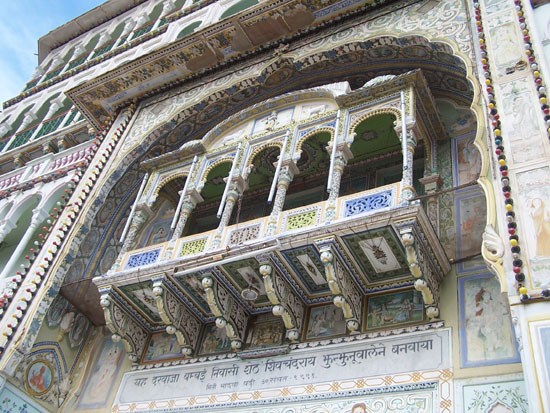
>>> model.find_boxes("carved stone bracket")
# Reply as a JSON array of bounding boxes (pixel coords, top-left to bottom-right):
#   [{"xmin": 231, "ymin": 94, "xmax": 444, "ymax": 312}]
[
  {"xmin": 152, "ymin": 276, "xmax": 202, "ymax": 357},
  {"xmin": 481, "ymin": 224, "xmax": 506, "ymax": 289},
  {"xmin": 400, "ymin": 228, "xmax": 440, "ymax": 320},
  {"xmin": 315, "ymin": 238, "xmax": 362, "ymax": 333},
  {"xmin": 99, "ymin": 288, "xmax": 148, "ymax": 364},
  {"xmin": 259, "ymin": 261, "xmax": 305, "ymax": 341},
  {"xmin": 202, "ymin": 274, "xmax": 248, "ymax": 350}
]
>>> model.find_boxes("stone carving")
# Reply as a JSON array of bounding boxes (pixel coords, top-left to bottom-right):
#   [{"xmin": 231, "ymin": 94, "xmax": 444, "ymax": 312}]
[
  {"xmin": 316, "ymin": 240, "xmax": 361, "ymax": 333},
  {"xmin": 202, "ymin": 275, "xmax": 248, "ymax": 350},
  {"xmin": 152, "ymin": 277, "xmax": 201, "ymax": 357},
  {"xmin": 100, "ymin": 290, "xmax": 148, "ymax": 363},
  {"xmin": 259, "ymin": 262, "xmax": 305, "ymax": 341}
]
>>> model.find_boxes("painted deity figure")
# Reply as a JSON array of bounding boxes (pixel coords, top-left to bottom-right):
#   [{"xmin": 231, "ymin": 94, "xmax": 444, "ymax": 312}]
[{"xmin": 525, "ymin": 197, "xmax": 550, "ymax": 257}]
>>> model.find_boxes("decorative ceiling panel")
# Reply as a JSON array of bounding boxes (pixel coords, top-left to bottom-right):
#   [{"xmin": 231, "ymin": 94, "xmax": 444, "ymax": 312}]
[
  {"xmin": 218, "ymin": 258, "xmax": 271, "ymax": 308},
  {"xmin": 171, "ymin": 272, "xmax": 213, "ymax": 318},
  {"xmin": 280, "ymin": 245, "xmax": 330, "ymax": 295},
  {"xmin": 341, "ymin": 226, "xmax": 410, "ymax": 284},
  {"xmin": 117, "ymin": 281, "xmax": 162, "ymax": 325}
]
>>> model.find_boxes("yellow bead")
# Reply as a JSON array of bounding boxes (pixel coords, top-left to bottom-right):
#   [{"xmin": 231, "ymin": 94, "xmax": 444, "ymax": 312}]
[
  {"xmin": 519, "ymin": 287, "xmax": 528, "ymax": 295},
  {"xmin": 494, "ymin": 129, "xmax": 501, "ymax": 135},
  {"xmin": 479, "ymin": 38, "xmax": 485, "ymax": 44},
  {"xmin": 534, "ymin": 71, "xmax": 541, "ymax": 77},
  {"xmin": 499, "ymin": 159, "xmax": 506, "ymax": 165},
  {"xmin": 541, "ymin": 97, "xmax": 547, "ymax": 104},
  {"xmin": 510, "ymin": 239, "xmax": 518, "ymax": 246},
  {"xmin": 485, "ymin": 79, "xmax": 491, "ymax": 85},
  {"xmin": 481, "ymin": 58, "xmax": 487, "ymax": 64},
  {"xmin": 518, "ymin": 10, "xmax": 523, "ymax": 16},
  {"xmin": 506, "ymin": 204, "xmax": 513, "ymax": 211}
]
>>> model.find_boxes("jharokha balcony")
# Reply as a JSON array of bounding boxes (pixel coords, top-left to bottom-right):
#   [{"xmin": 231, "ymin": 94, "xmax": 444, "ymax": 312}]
[{"xmin": 93, "ymin": 71, "xmax": 451, "ymax": 361}]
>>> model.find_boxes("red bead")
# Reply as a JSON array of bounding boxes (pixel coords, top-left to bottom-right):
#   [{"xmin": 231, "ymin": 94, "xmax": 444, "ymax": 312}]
[
  {"xmin": 513, "ymin": 267, "xmax": 521, "ymax": 274},
  {"xmin": 504, "ymin": 191, "xmax": 511, "ymax": 198},
  {"xmin": 508, "ymin": 228, "xmax": 516, "ymax": 235},
  {"xmin": 545, "ymin": 108, "xmax": 550, "ymax": 114},
  {"xmin": 496, "ymin": 148, "xmax": 502, "ymax": 155},
  {"xmin": 502, "ymin": 170, "xmax": 508, "ymax": 177},
  {"xmin": 494, "ymin": 114, "xmax": 499, "ymax": 120}
]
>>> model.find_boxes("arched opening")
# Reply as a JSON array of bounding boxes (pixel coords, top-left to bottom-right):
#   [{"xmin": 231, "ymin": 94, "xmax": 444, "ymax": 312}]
[
  {"xmin": 219, "ymin": 0, "xmax": 259, "ymax": 20},
  {"xmin": 283, "ymin": 131, "xmax": 331, "ymax": 211},
  {"xmin": 185, "ymin": 162, "xmax": 232, "ymax": 236},
  {"xmin": 340, "ymin": 113, "xmax": 425, "ymax": 197},
  {"xmin": 176, "ymin": 21, "xmax": 202, "ymax": 40},
  {"xmin": 229, "ymin": 145, "xmax": 281, "ymax": 224},
  {"xmin": 135, "ymin": 176, "xmax": 186, "ymax": 248}
]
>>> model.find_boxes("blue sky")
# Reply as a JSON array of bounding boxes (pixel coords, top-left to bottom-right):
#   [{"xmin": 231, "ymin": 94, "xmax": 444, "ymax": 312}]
[{"xmin": 0, "ymin": 0, "xmax": 106, "ymax": 108}]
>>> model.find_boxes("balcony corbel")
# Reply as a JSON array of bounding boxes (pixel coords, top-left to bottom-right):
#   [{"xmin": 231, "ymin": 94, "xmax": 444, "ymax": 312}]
[{"xmin": 152, "ymin": 276, "xmax": 202, "ymax": 357}]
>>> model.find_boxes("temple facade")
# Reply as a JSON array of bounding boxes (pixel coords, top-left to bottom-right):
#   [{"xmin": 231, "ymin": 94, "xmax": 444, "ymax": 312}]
[{"xmin": 0, "ymin": 0, "xmax": 549, "ymax": 411}]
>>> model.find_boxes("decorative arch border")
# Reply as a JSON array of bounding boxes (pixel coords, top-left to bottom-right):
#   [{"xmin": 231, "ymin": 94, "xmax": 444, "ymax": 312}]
[
  {"xmin": 151, "ymin": 171, "xmax": 189, "ymax": 200},
  {"xmin": 198, "ymin": 156, "xmax": 235, "ymax": 188},
  {"xmin": 347, "ymin": 107, "xmax": 401, "ymax": 137},
  {"xmin": 295, "ymin": 127, "xmax": 335, "ymax": 156},
  {"xmin": 243, "ymin": 141, "xmax": 283, "ymax": 171}
]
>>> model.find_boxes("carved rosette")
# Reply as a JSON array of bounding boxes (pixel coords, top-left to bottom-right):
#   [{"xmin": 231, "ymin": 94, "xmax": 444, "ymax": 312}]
[
  {"xmin": 202, "ymin": 275, "xmax": 247, "ymax": 350},
  {"xmin": 99, "ymin": 289, "xmax": 148, "ymax": 363},
  {"xmin": 400, "ymin": 228, "xmax": 439, "ymax": 319},
  {"xmin": 259, "ymin": 262, "xmax": 305, "ymax": 341},
  {"xmin": 316, "ymin": 239, "xmax": 362, "ymax": 333},
  {"xmin": 152, "ymin": 277, "xmax": 201, "ymax": 357}
]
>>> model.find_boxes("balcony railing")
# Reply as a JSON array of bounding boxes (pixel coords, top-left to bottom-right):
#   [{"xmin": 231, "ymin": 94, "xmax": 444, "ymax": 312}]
[{"xmin": 118, "ymin": 183, "xmax": 400, "ymax": 270}]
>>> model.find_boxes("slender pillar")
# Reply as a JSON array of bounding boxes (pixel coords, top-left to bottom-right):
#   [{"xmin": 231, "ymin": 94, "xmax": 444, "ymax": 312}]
[
  {"xmin": 399, "ymin": 132, "xmax": 417, "ymax": 205},
  {"xmin": 152, "ymin": 0, "xmax": 176, "ymax": 31},
  {"xmin": 211, "ymin": 190, "xmax": 239, "ymax": 250},
  {"xmin": 110, "ymin": 208, "xmax": 149, "ymax": 272},
  {"xmin": 266, "ymin": 162, "xmax": 298, "ymax": 236},
  {"xmin": 0, "ymin": 219, "xmax": 16, "ymax": 244},
  {"xmin": 115, "ymin": 19, "xmax": 137, "ymax": 47},
  {"xmin": 164, "ymin": 188, "xmax": 203, "ymax": 259},
  {"xmin": 419, "ymin": 174, "xmax": 442, "ymax": 234},
  {"xmin": 324, "ymin": 153, "xmax": 348, "ymax": 221},
  {"xmin": 0, "ymin": 208, "xmax": 48, "ymax": 281}
]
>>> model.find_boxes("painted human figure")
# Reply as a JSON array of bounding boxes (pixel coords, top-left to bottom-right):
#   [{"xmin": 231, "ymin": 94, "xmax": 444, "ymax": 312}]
[
  {"xmin": 29, "ymin": 366, "xmax": 47, "ymax": 392},
  {"xmin": 525, "ymin": 197, "xmax": 550, "ymax": 257}
]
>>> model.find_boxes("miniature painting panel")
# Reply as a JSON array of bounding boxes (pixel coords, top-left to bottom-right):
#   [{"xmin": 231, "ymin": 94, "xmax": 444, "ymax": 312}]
[
  {"xmin": 458, "ymin": 273, "xmax": 520, "ymax": 367},
  {"xmin": 199, "ymin": 323, "xmax": 232, "ymax": 355},
  {"xmin": 143, "ymin": 332, "xmax": 184, "ymax": 362},
  {"xmin": 366, "ymin": 289, "xmax": 424, "ymax": 330},
  {"xmin": 305, "ymin": 304, "xmax": 347, "ymax": 340},
  {"xmin": 454, "ymin": 135, "xmax": 481, "ymax": 186},
  {"xmin": 76, "ymin": 338, "xmax": 125, "ymax": 409},
  {"xmin": 455, "ymin": 192, "xmax": 487, "ymax": 272},
  {"xmin": 462, "ymin": 379, "xmax": 528, "ymax": 413},
  {"xmin": 246, "ymin": 320, "xmax": 284, "ymax": 349},
  {"xmin": 359, "ymin": 237, "xmax": 401, "ymax": 273},
  {"xmin": 517, "ymin": 167, "xmax": 550, "ymax": 288},
  {"xmin": 499, "ymin": 79, "xmax": 545, "ymax": 165},
  {"xmin": 25, "ymin": 360, "xmax": 53, "ymax": 396}
]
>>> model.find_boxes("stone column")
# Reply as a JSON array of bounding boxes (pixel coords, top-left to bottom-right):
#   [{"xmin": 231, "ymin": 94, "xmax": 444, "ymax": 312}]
[
  {"xmin": 399, "ymin": 131, "xmax": 417, "ymax": 205},
  {"xmin": 210, "ymin": 176, "xmax": 246, "ymax": 250},
  {"xmin": 0, "ymin": 208, "xmax": 48, "ymax": 281},
  {"xmin": 110, "ymin": 208, "xmax": 149, "ymax": 272},
  {"xmin": 266, "ymin": 162, "xmax": 298, "ymax": 236},
  {"xmin": 324, "ymin": 152, "xmax": 349, "ymax": 221},
  {"xmin": 419, "ymin": 174, "xmax": 443, "ymax": 235},
  {"xmin": 0, "ymin": 219, "xmax": 16, "ymax": 244}
]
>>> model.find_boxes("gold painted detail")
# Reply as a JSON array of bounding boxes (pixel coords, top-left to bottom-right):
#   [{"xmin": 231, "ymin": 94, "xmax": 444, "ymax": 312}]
[
  {"xmin": 286, "ymin": 210, "xmax": 317, "ymax": 231},
  {"xmin": 180, "ymin": 238, "xmax": 207, "ymax": 257}
]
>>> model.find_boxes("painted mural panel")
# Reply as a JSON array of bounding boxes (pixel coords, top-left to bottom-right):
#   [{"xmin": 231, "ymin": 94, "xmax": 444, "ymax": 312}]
[
  {"xmin": 245, "ymin": 318, "xmax": 285, "ymax": 349},
  {"xmin": 198, "ymin": 323, "xmax": 232, "ymax": 355},
  {"xmin": 454, "ymin": 135, "xmax": 481, "ymax": 186},
  {"xmin": 25, "ymin": 360, "xmax": 53, "ymax": 396},
  {"xmin": 462, "ymin": 379, "xmax": 528, "ymax": 412},
  {"xmin": 76, "ymin": 338, "xmax": 125, "ymax": 410},
  {"xmin": 455, "ymin": 191, "xmax": 487, "ymax": 272},
  {"xmin": 0, "ymin": 384, "xmax": 43, "ymax": 413},
  {"xmin": 458, "ymin": 273, "xmax": 520, "ymax": 367},
  {"xmin": 143, "ymin": 332, "xmax": 185, "ymax": 363},
  {"xmin": 305, "ymin": 303, "xmax": 347, "ymax": 340},
  {"xmin": 487, "ymin": 12, "xmax": 524, "ymax": 76},
  {"xmin": 516, "ymin": 166, "xmax": 550, "ymax": 288},
  {"xmin": 499, "ymin": 78, "xmax": 545, "ymax": 165},
  {"xmin": 365, "ymin": 289, "xmax": 424, "ymax": 330}
]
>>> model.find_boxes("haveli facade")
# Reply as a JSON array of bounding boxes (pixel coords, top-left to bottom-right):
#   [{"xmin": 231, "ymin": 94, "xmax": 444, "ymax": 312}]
[{"xmin": 0, "ymin": 0, "xmax": 549, "ymax": 411}]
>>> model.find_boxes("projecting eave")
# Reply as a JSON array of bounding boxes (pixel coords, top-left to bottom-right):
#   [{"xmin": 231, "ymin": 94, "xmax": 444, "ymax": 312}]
[{"xmin": 38, "ymin": 0, "xmax": 145, "ymax": 63}]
